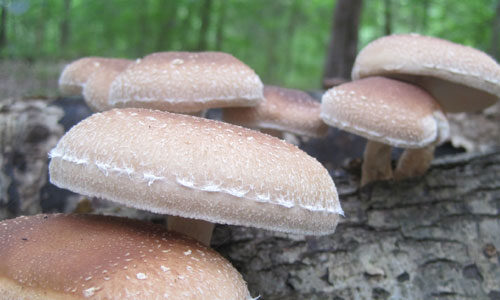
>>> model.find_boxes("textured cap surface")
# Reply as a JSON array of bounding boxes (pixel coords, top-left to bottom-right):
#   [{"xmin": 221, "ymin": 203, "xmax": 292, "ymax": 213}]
[
  {"xmin": 59, "ymin": 57, "xmax": 132, "ymax": 96},
  {"xmin": 352, "ymin": 34, "xmax": 500, "ymax": 112},
  {"xmin": 83, "ymin": 68, "xmax": 124, "ymax": 112},
  {"xmin": 321, "ymin": 77, "xmax": 449, "ymax": 148},
  {"xmin": 49, "ymin": 108, "xmax": 341, "ymax": 235},
  {"xmin": 108, "ymin": 52, "xmax": 264, "ymax": 113},
  {"xmin": 0, "ymin": 214, "xmax": 252, "ymax": 299},
  {"xmin": 222, "ymin": 85, "xmax": 329, "ymax": 138}
]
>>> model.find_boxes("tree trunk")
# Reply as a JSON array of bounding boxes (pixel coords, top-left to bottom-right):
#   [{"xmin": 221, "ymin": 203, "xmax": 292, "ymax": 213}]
[
  {"xmin": 283, "ymin": 0, "xmax": 301, "ymax": 71},
  {"xmin": 420, "ymin": 0, "xmax": 430, "ymax": 32},
  {"xmin": 490, "ymin": 0, "xmax": 500, "ymax": 60},
  {"xmin": 197, "ymin": 0, "xmax": 213, "ymax": 50},
  {"xmin": 0, "ymin": 4, "xmax": 7, "ymax": 51},
  {"xmin": 137, "ymin": 0, "xmax": 150, "ymax": 56},
  {"xmin": 323, "ymin": 0, "xmax": 363, "ymax": 86},
  {"xmin": 214, "ymin": 0, "xmax": 226, "ymax": 51},
  {"xmin": 59, "ymin": 0, "xmax": 71, "ymax": 50},
  {"xmin": 213, "ymin": 151, "xmax": 500, "ymax": 299},
  {"xmin": 155, "ymin": 1, "xmax": 178, "ymax": 51},
  {"xmin": 383, "ymin": 0, "xmax": 392, "ymax": 35},
  {"xmin": 35, "ymin": 0, "xmax": 47, "ymax": 51}
]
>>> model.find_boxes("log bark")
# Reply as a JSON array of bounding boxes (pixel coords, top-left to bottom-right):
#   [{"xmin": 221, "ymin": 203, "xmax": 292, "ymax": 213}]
[
  {"xmin": 212, "ymin": 151, "xmax": 500, "ymax": 299},
  {"xmin": 0, "ymin": 99, "xmax": 64, "ymax": 219}
]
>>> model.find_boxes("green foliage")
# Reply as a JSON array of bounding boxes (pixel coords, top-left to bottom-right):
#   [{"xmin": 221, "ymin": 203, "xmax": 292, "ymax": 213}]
[{"xmin": 1, "ymin": 0, "xmax": 498, "ymax": 89}]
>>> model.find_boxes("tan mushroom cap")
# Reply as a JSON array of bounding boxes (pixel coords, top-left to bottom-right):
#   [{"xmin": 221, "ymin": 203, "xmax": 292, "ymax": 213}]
[
  {"xmin": 49, "ymin": 108, "xmax": 342, "ymax": 235},
  {"xmin": 222, "ymin": 85, "xmax": 329, "ymax": 138},
  {"xmin": 59, "ymin": 57, "xmax": 132, "ymax": 96},
  {"xmin": 0, "ymin": 214, "xmax": 252, "ymax": 300},
  {"xmin": 352, "ymin": 34, "xmax": 500, "ymax": 113},
  {"xmin": 83, "ymin": 68, "xmax": 124, "ymax": 112},
  {"xmin": 108, "ymin": 52, "xmax": 264, "ymax": 113},
  {"xmin": 321, "ymin": 77, "xmax": 449, "ymax": 148}
]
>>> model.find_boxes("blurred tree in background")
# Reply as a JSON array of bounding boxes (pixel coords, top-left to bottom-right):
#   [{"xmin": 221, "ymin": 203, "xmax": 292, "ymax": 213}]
[{"xmin": 0, "ymin": 0, "xmax": 498, "ymax": 90}]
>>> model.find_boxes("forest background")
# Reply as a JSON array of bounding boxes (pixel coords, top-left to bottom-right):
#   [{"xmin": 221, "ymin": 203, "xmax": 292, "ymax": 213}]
[{"xmin": 1, "ymin": 0, "xmax": 499, "ymax": 98}]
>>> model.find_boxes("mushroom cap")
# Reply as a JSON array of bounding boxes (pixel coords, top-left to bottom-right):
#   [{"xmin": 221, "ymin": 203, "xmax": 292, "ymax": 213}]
[
  {"xmin": 83, "ymin": 68, "xmax": 123, "ymax": 112},
  {"xmin": 59, "ymin": 57, "xmax": 132, "ymax": 97},
  {"xmin": 222, "ymin": 85, "xmax": 329, "ymax": 138},
  {"xmin": 0, "ymin": 214, "xmax": 252, "ymax": 299},
  {"xmin": 107, "ymin": 52, "xmax": 264, "ymax": 113},
  {"xmin": 352, "ymin": 34, "xmax": 500, "ymax": 112},
  {"xmin": 49, "ymin": 108, "xmax": 342, "ymax": 235},
  {"xmin": 321, "ymin": 77, "xmax": 449, "ymax": 148}
]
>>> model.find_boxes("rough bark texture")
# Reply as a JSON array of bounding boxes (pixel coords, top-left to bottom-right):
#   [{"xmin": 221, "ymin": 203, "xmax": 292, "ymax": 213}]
[
  {"xmin": 448, "ymin": 102, "xmax": 500, "ymax": 153},
  {"xmin": 323, "ymin": 0, "xmax": 363, "ymax": 86},
  {"xmin": 1, "ymin": 97, "xmax": 499, "ymax": 299},
  {"xmin": 0, "ymin": 98, "xmax": 64, "ymax": 219}
]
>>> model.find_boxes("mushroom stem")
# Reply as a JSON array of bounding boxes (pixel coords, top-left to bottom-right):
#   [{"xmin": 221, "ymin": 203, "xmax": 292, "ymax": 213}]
[
  {"xmin": 361, "ymin": 140, "xmax": 393, "ymax": 186},
  {"xmin": 394, "ymin": 145, "xmax": 436, "ymax": 180},
  {"xmin": 167, "ymin": 216, "xmax": 215, "ymax": 246}
]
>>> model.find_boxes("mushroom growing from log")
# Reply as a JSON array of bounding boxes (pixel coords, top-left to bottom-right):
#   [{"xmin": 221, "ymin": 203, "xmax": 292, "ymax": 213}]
[
  {"xmin": 321, "ymin": 77, "xmax": 449, "ymax": 186},
  {"xmin": 58, "ymin": 57, "xmax": 132, "ymax": 97},
  {"xmin": 351, "ymin": 33, "xmax": 500, "ymax": 179},
  {"xmin": 0, "ymin": 214, "xmax": 253, "ymax": 299},
  {"xmin": 82, "ymin": 52, "xmax": 265, "ymax": 116},
  {"xmin": 48, "ymin": 108, "xmax": 342, "ymax": 245},
  {"xmin": 100, "ymin": 52, "xmax": 264, "ymax": 115},
  {"xmin": 222, "ymin": 85, "xmax": 328, "ymax": 141}
]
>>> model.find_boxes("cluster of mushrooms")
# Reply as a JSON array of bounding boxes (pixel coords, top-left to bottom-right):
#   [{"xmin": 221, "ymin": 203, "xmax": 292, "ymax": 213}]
[
  {"xmin": 1, "ymin": 33, "xmax": 500, "ymax": 299},
  {"xmin": 322, "ymin": 34, "xmax": 500, "ymax": 186}
]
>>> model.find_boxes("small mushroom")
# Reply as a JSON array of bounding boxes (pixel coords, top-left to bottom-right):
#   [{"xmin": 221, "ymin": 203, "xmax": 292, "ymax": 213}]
[
  {"xmin": 222, "ymin": 85, "xmax": 329, "ymax": 140},
  {"xmin": 0, "ymin": 214, "xmax": 253, "ymax": 299},
  {"xmin": 106, "ymin": 52, "xmax": 264, "ymax": 114},
  {"xmin": 49, "ymin": 108, "xmax": 342, "ymax": 245},
  {"xmin": 58, "ymin": 57, "xmax": 132, "ymax": 97},
  {"xmin": 321, "ymin": 77, "xmax": 449, "ymax": 186}
]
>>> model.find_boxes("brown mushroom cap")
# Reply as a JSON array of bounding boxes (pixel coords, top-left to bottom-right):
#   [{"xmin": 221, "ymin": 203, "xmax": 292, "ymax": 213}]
[
  {"xmin": 0, "ymin": 214, "xmax": 252, "ymax": 299},
  {"xmin": 83, "ymin": 68, "xmax": 123, "ymax": 112},
  {"xmin": 321, "ymin": 77, "xmax": 449, "ymax": 148},
  {"xmin": 58, "ymin": 57, "xmax": 132, "ymax": 97},
  {"xmin": 107, "ymin": 52, "xmax": 264, "ymax": 113},
  {"xmin": 49, "ymin": 108, "xmax": 342, "ymax": 235},
  {"xmin": 222, "ymin": 85, "xmax": 329, "ymax": 138},
  {"xmin": 352, "ymin": 34, "xmax": 500, "ymax": 113}
]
